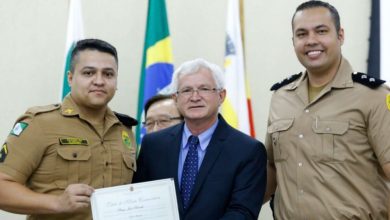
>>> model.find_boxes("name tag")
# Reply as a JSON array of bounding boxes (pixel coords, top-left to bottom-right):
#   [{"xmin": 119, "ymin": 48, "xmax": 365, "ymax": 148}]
[{"xmin": 59, "ymin": 137, "xmax": 88, "ymax": 145}]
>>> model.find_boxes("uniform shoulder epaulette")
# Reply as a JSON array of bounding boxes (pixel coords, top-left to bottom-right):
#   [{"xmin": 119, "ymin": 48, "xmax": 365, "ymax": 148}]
[
  {"xmin": 352, "ymin": 72, "xmax": 385, "ymax": 88},
  {"xmin": 26, "ymin": 104, "xmax": 61, "ymax": 116},
  {"xmin": 270, "ymin": 72, "xmax": 302, "ymax": 91},
  {"xmin": 114, "ymin": 112, "xmax": 138, "ymax": 128}
]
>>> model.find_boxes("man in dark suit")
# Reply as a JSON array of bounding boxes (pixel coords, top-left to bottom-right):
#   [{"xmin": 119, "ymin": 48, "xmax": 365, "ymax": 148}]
[{"xmin": 134, "ymin": 58, "xmax": 267, "ymax": 220}]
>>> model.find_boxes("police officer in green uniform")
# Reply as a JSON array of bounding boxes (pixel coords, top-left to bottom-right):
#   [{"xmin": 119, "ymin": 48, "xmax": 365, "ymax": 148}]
[
  {"xmin": 0, "ymin": 39, "xmax": 137, "ymax": 220},
  {"xmin": 264, "ymin": 1, "xmax": 390, "ymax": 219}
]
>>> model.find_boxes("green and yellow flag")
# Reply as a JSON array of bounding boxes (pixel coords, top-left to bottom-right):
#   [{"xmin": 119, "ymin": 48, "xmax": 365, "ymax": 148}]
[{"xmin": 136, "ymin": 0, "xmax": 174, "ymax": 145}]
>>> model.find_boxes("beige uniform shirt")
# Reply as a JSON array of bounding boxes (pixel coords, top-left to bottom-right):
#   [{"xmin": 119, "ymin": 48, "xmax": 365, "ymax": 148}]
[
  {"xmin": 266, "ymin": 58, "xmax": 390, "ymax": 220},
  {"xmin": 0, "ymin": 96, "xmax": 137, "ymax": 220}
]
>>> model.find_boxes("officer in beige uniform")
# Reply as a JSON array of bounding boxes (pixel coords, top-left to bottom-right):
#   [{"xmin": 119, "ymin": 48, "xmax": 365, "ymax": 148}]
[
  {"xmin": 263, "ymin": 1, "xmax": 390, "ymax": 219},
  {"xmin": 0, "ymin": 39, "xmax": 137, "ymax": 220}
]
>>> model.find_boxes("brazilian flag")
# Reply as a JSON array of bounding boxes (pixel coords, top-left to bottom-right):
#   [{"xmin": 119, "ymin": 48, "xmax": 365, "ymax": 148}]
[{"xmin": 136, "ymin": 0, "xmax": 174, "ymax": 145}]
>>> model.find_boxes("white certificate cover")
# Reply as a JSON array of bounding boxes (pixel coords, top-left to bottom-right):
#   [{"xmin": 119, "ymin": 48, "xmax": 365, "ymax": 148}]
[{"xmin": 91, "ymin": 178, "xmax": 180, "ymax": 220}]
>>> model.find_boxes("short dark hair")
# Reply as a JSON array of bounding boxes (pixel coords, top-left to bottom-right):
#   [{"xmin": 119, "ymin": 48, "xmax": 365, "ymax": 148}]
[
  {"xmin": 144, "ymin": 94, "xmax": 174, "ymax": 117},
  {"xmin": 292, "ymin": 1, "xmax": 341, "ymax": 34},
  {"xmin": 70, "ymin": 39, "xmax": 118, "ymax": 72}
]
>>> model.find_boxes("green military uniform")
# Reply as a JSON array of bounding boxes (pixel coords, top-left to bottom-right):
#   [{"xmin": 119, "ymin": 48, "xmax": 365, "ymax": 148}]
[
  {"xmin": 266, "ymin": 58, "xmax": 390, "ymax": 219},
  {"xmin": 0, "ymin": 95, "xmax": 137, "ymax": 220}
]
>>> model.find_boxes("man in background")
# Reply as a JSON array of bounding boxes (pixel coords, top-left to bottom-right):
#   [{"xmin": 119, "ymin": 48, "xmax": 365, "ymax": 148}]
[
  {"xmin": 0, "ymin": 39, "xmax": 137, "ymax": 220},
  {"xmin": 143, "ymin": 94, "xmax": 183, "ymax": 133},
  {"xmin": 264, "ymin": 1, "xmax": 390, "ymax": 219}
]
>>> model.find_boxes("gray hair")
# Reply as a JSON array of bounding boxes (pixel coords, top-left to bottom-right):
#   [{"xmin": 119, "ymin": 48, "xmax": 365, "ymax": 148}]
[{"xmin": 170, "ymin": 58, "xmax": 225, "ymax": 92}]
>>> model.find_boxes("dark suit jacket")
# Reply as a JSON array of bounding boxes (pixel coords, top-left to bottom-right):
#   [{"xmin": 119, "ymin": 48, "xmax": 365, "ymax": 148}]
[{"xmin": 133, "ymin": 116, "xmax": 267, "ymax": 220}]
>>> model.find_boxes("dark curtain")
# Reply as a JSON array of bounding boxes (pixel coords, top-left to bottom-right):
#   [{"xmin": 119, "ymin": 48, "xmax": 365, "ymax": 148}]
[{"xmin": 367, "ymin": 0, "xmax": 380, "ymax": 78}]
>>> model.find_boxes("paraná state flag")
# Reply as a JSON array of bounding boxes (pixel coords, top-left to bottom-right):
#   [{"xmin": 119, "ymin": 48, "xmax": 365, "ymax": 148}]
[{"xmin": 61, "ymin": 0, "xmax": 84, "ymax": 99}]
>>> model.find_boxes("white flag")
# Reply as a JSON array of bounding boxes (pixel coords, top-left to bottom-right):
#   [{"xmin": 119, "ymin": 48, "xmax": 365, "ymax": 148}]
[
  {"xmin": 221, "ymin": 0, "xmax": 255, "ymax": 137},
  {"xmin": 61, "ymin": 0, "xmax": 84, "ymax": 99}
]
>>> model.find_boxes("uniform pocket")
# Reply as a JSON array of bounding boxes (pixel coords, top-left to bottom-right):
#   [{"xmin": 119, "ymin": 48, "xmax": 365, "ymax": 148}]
[
  {"xmin": 55, "ymin": 147, "xmax": 91, "ymax": 189},
  {"xmin": 312, "ymin": 120, "xmax": 349, "ymax": 162},
  {"xmin": 267, "ymin": 119, "xmax": 294, "ymax": 162},
  {"xmin": 120, "ymin": 153, "xmax": 136, "ymax": 184}
]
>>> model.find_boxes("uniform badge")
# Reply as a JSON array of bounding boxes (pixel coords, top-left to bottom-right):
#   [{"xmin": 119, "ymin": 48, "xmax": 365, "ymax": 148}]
[
  {"xmin": 122, "ymin": 131, "xmax": 132, "ymax": 149},
  {"xmin": 0, "ymin": 143, "xmax": 8, "ymax": 163},
  {"xmin": 10, "ymin": 122, "xmax": 28, "ymax": 136},
  {"xmin": 387, "ymin": 94, "xmax": 390, "ymax": 111},
  {"xmin": 63, "ymin": 108, "xmax": 74, "ymax": 115},
  {"xmin": 59, "ymin": 138, "xmax": 88, "ymax": 145}
]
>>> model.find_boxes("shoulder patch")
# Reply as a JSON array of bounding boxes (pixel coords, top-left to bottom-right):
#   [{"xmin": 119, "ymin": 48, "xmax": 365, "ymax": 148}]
[
  {"xmin": 0, "ymin": 143, "xmax": 8, "ymax": 163},
  {"xmin": 387, "ymin": 94, "xmax": 390, "ymax": 111},
  {"xmin": 352, "ymin": 72, "xmax": 385, "ymax": 88},
  {"xmin": 26, "ymin": 104, "xmax": 61, "ymax": 116},
  {"xmin": 10, "ymin": 122, "xmax": 28, "ymax": 136},
  {"xmin": 270, "ymin": 72, "xmax": 302, "ymax": 91},
  {"xmin": 121, "ymin": 131, "xmax": 132, "ymax": 149},
  {"xmin": 114, "ymin": 112, "xmax": 138, "ymax": 128}
]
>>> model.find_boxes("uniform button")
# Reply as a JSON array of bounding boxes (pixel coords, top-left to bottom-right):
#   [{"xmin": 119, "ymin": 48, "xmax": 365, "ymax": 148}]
[
  {"xmin": 101, "ymin": 140, "xmax": 104, "ymax": 144},
  {"xmin": 72, "ymin": 152, "xmax": 77, "ymax": 158},
  {"xmin": 298, "ymin": 134, "xmax": 304, "ymax": 138},
  {"xmin": 305, "ymin": 109, "xmax": 309, "ymax": 113},
  {"xmin": 299, "ymin": 189, "xmax": 304, "ymax": 195},
  {"xmin": 298, "ymin": 162, "xmax": 303, "ymax": 167},
  {"xmin": 326, "ymin": 127, "xmax": 331, "ymax": 131},
  {"xmin": 105, "ymin": 161, "xmax": 109, "ymax": 166}
]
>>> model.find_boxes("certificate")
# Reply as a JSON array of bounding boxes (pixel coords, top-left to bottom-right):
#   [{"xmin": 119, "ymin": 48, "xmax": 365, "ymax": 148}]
[{"xmin": 91, "ymin": 178, "xmax": 180, "ymax": 220}]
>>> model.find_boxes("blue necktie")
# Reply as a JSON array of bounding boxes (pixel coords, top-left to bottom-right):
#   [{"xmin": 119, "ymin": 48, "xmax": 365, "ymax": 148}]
[{"xmin": 180, "ymin": 135, "xmax": 199, "ymax": 210}]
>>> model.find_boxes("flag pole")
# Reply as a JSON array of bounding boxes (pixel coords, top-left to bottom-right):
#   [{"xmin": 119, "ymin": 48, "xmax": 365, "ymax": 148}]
[
  {"xmin": 239, "ymin": 0, "xmax": 256, "ymax": 137},
  {"xmin": 239, "ymin": 0, "xmax": 245, "ymax": 58}
]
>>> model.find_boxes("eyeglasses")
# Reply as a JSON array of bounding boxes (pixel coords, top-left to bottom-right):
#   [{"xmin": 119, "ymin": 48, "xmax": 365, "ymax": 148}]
[
  {"xmin": 176, "ymin": 87, "xmax": 220, "ymax": 98},
  {"xmin": 142, "ymin": 116, "xmax": 182, "ymax": 129}
]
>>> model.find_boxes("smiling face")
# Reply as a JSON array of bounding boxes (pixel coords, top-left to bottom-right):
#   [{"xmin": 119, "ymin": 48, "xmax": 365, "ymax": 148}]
[
  {"xmin": 145, "ymin": 99, "xmax": 182, "ymax": 133},
  {"xmin": 68, "ymin": 49, "xmax": 118, "ymax": 111},
  {"xmin": 292, "ymin": 7, "xmax": 344, "ymax": 76},
  {"xmin": 174, "ymin": 68, "xmax": 226, "ymax": 126}
]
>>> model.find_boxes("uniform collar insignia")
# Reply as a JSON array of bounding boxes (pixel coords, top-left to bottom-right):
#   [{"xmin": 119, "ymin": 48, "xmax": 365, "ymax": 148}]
[
  {"xmin": 270, "ymin": 72, "xmax": 302, "ymax": 91},
  {"xmin": 114, "ymin": 112, "xmax": 138, "ymax": 128},
  {"xmin": 63, "ymin": 108, "xmax": 74, "ymax": 115},
  {"xmin": 352, "ymin": 72, "xmax": 385, "ymax": 88}
]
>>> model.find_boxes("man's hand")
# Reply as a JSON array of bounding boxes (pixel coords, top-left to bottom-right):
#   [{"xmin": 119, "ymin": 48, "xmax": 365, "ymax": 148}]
[{"xmin": 55, "ymin": 184, "xmax": 95, "ymax": 213}]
